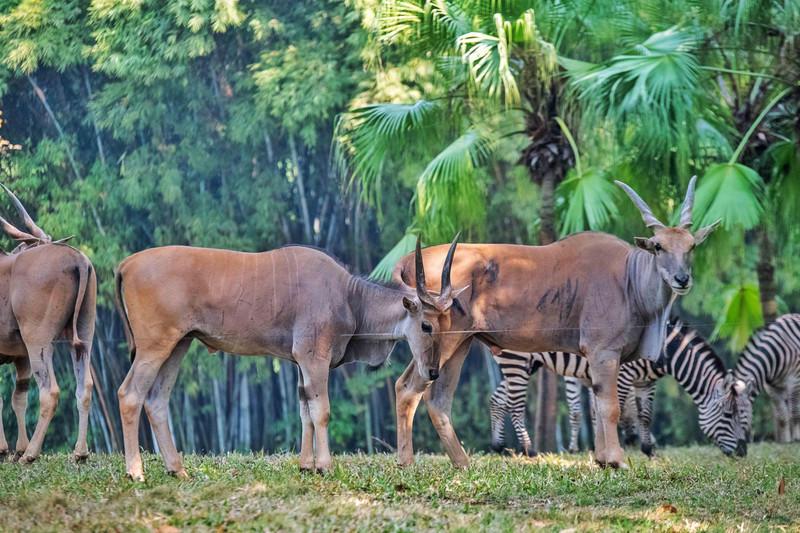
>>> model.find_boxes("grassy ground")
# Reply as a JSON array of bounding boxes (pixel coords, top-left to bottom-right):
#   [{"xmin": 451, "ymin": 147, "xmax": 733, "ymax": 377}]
[{"xmin": 0, "ymin": 443, "xmax": 797, "ymax": 532}]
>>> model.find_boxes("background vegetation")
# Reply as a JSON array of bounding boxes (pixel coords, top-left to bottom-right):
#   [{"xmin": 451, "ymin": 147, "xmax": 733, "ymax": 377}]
[{"xmin": 0, "ymin": 0, "xmax": 798, "ymax": 458}]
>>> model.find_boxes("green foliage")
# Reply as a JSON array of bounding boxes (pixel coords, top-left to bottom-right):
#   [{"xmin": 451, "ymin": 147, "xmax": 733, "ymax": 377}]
[
  {"xmin": 693, "ymin": 163, "xmax": 764, "ymax": 231},
  {"xmin": 712, "ymin": 282, "xmax": 764, "ymax": 352}
]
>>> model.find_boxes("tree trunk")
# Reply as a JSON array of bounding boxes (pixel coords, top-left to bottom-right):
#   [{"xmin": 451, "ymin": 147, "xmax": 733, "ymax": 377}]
[
  {"xmin": 757, "ymin": 225, "xmax": 778, "ymax": 324},
  {"xmin": 534, "ymin": 169, "xmax": 559, "ymax": 453}
]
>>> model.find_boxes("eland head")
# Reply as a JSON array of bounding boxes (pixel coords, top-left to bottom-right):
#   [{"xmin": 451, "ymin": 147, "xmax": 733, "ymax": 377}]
[
  {"xmin": 401, "ymin": 234, "xmax": 465, "ymax": 381},
  {"xmin": 615, "ymin": 177, "xmax": 721, "ymax": 296}
]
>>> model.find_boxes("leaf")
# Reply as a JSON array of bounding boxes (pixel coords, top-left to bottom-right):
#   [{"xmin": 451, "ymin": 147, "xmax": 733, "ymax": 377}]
[
  {"xmin": 778, "ymin": 476, "xmax": 786, "ymax": 495},
  {"xmin": 568, "ymin": 27, "xmax": 699, "ymax": 172},
  {"xmin": 334, "ymin": 100, "xmax": 441, "ymax": 207},
  {"xmin": 457, "ymin": 10, "xmax": 555, "ymax": 105},
  {"xmin": 693, "ymin": 163, "xmax": 764, "ymax": 231},
  {"xmin": 557, "ymin": 168, "xmax": 620, "ymax": 234},
  {"xmin": 712, "ymin": 283, "xmax": 764, "ymax": 352},
  {"xmin": 369, "ymin": 232, "xmax": 418, "ymax": 282},
  {"xmin": 415, "ymin": 129, "xmax": 492, "ymax": 241}
]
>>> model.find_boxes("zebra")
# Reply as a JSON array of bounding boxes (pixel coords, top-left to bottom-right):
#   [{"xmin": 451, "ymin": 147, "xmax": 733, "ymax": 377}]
[
  {"xmin": 733, "ymin": 313, "xmax": 800, "ymax": 443},
  {"xmin": 489, "ymin": 319, "xmax": 749, "ymax": 456}
]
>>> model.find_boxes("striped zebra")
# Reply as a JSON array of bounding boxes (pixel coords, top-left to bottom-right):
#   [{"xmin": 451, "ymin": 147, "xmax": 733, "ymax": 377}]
[
  {"xmin": 733, "ymin": 313, "xmax": 800, "ymax": 443},
  {"xmin": 490, "ymin": 319, "xmax": 749, "ymax": 456}
]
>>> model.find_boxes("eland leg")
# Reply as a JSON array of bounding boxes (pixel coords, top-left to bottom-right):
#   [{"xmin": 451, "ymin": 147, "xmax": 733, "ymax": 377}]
[
  {"xmin": 117, "ymin": 342, "xmax": 174, "ymax": 481},
  {"xmin": 11, "ymin": 358, "xmax": 31, "ymax": 459},
  {"xmin": 19, "ymin": 343, "xmax": 59, "ymax": 463},
  {"xmin": 297, "ymin": 370, "xmax": 315, "ymax": 471},
  {"xmin": 143, "ymin": 339, "xmax": 191, "ymax": 478},
  {"xmin": 70, "ymin": 345, "xmax": 94, "ymax": 462},
  {"xmin": 296, "ymin": 356, "xmax": 332, "ymax": 472},
  {"xmin": 588, "ymin": 351, "xmax": 625, "ymax": 468},
  {"xmin": 424, "ymin": 340, "xmax": 471, "ymax": 468},
  {"xmin": 395, "ymin": 362, "xmax": 431, "ymax": 467}
]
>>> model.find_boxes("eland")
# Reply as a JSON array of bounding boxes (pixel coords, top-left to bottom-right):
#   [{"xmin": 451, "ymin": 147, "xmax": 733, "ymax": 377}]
[
  {"xmin": 0, "ymin": 185, "xmax": 96, "ymax": 462},
  {"xmin": 392, "ymin": 178, "xmax": 719, "ymax": 469},
  {"xmin": 115, "ymin": 237, "xmax": 461, "ymax": 480}
]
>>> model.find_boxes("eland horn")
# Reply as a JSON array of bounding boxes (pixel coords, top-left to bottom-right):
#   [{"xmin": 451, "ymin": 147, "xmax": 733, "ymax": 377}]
[
  {"xmin": 0, "ymin": 214, "xmax": 39, "ymax": 243},
  {"xmin": 438, "ymin": 232, "xmax": 460, "ymax": 303},
  {"xmin": 1, "ymin": 184, "xmax": 50, "ymax": 241},
  {"xmin": 679, "ymin": 176, "xmax": 697, "ymax": 228},
  {"xmin": 415, "ymin": 236, "xmax": 436, "ymax": 306},
  {"xmin": 614, "ymin": 180, "xmax": 665, "ymax": 230}
]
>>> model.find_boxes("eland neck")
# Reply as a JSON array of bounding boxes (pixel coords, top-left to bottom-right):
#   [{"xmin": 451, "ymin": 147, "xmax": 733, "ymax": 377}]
[
  {"xmin": 347, "ymin": 277, "xmax": 409, "ymax": 341},
  {"xmin": 625, "ymin": 248, "xmax": 672, "ymax": 320}
]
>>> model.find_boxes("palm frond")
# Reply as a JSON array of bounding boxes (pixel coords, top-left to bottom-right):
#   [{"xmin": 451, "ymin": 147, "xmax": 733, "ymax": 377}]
[
  {"xmin": 379, "ymin": 0, "xmax": 472, "ymax": 53},
  {"xmin": 568, "ymin": 27, "xmax": 699, "ymax": 170},
  {"xmin": 693, "ymin": 162, "xmax": 764, "ymax": 231},
  {"xmin": 333, "ymin": 100, "xmax": 441, "ymax": 206},
  {"xmin": 369, "ymin": 232, "xmax": 418, "ymax": 282},
  {"xmin": 764, "ymin": 140, "xmax": 800, "ymax": 243},
  {"xmin": 712, "ymin": 282, "xmax": 764, "ymax": 352},
  {"xmin": 457, "ymin": 10, "xmax": 555, "ymax": 105},
  {"xmin": 557, "ymin": 168, "xmax": 621, "ymax": 235},
  {"xmin": 415, "ymin": 129, "xmax": 494, "ymax": 241}
]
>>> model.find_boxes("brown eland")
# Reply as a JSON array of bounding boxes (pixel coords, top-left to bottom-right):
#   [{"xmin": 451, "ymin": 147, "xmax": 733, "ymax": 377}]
[
  {"xmin": 0, "ymin": 185, "xmax": 96, "ymax": 462},
  {"xmin": 114, "ymin": 237, "xmax": 462, "ymax": 481},
  {"xmin": 391, "ymin": 178, "xmax": 719, "ymax": 469}
]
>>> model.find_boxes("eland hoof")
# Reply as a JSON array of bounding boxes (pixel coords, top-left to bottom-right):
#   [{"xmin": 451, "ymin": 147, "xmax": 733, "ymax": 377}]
[
  {"xmin": 73, "ymin": 452, "xmax": 90, "ymax": 464},
  {"xmin": 19, "ymin": 454, "xmax": 37, "ymax": 465},
  {"xmin": 127, "ymin": 471, "xmax": 145, "ymax": 482},
  {"xmin": 170, "ymin": 468, "xmax": 190, "ymax": 480}
]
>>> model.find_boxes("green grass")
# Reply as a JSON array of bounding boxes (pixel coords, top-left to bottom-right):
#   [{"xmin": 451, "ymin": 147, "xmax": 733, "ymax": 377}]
[{"xmin": 0, "ymin": 444, "xmax": 798, "ymax": 532}]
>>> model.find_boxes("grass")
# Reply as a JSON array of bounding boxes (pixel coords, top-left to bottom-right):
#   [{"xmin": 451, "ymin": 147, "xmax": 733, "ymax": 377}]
[{"xmin": 0, "ymin": 443, "xmax": 798, "ymax": 532}]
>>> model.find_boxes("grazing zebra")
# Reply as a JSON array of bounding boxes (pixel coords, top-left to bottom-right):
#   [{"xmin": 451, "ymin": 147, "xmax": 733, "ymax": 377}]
[
  {"xmin": 733, "ymin": 313, "xmax": 800, "ymax": 443},
  {"xmin": 490, "ymin": 319, "xmax": 749, "ymax": 456}
]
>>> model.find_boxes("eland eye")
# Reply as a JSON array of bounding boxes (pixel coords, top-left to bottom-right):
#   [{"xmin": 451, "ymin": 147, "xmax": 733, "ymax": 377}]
[
  {"xmin": 421, "ymin": 321, "xmax": 433, "ymax": 333},
  {"xmin": 654, "ymin": 242, "xmax": 663, "ymax": 252}
]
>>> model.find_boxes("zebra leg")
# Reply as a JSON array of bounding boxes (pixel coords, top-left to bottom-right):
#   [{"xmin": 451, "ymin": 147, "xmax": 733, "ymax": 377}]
[
  {"xmin": 635, "ymin": 383, "xmax": 657, "ymax": 457},
  {"xmin": 565, "ymin": 378, "xmax": 583, "ymax": 453},
  {"xmin": 619, "ymin": 393, "xmax": 638, "ymax": 446},
  {"xmin": 771, "ymin": 393, "xmax": 791, "ymax": 443},
  {"xmin": 489, "ymin": 380, "xmax": 508, "ymax": 453},
  {"xmin": 509, "ymin": 401, "xmax": 534, "ymax": 456},
  {"xmin": 790, "ymin": 382, "xmax": 800, "ymax": 442}
]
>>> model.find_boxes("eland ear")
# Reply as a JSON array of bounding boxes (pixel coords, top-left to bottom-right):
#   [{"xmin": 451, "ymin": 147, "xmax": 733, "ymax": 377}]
[
  {"xmin": 402, "ymin": 296, "xmax": 419, "ymax": 313},
  {"xmin": 634, "ymin": 237, "xmax": 656, "ymax": 253},
  {"xmin": 452, "ymin": 284, "xmax": 470, "ymax": 299},
  {"xmin": 694, "ymin": 219, "xmax": 722, "ymax": 244}
]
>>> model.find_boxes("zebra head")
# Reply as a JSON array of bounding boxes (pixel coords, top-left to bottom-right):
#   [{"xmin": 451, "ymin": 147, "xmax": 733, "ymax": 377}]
[{"xmin": 701, "ymin": 372, "xmax": 752, "ymax": 457}]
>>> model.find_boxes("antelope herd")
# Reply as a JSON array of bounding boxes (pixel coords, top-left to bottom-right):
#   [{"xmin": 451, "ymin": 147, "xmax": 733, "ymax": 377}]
[{"xmin": 0, "ymin": 179, "xmax": 796, "ymax": 481}]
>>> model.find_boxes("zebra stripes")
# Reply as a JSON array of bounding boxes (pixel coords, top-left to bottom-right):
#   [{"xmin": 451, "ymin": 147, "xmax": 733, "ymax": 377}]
[
  {"xmin": 490, "ymin": 351, "xmax": 590, "ymax": 455},
  {"xmin": 490, "ymin": 319, "xmax": 749, "ymax": 456},
  {"xmin": 734, "ymin": 313, "xmax": 800, "ymax": 443}
]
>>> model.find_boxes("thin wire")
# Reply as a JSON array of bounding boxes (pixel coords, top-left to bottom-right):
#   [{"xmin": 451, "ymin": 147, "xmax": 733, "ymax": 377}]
[{"xmin": 38, "ymin": 320, "xmax": 746, "ymax": 344}]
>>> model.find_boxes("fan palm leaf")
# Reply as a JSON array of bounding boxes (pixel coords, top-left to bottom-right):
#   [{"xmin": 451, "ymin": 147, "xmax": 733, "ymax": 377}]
[
  {"xmin": 415, "ymin": 129, "xmax": 494, "ymax": 241},
  {"xmin": 334, "ymin": 100, "xmax": 441, "ymax": 205},
  {"xmin": 712, "ymin": 282, "xmax": 764, "ymax": 352},
  {"xmin": 692, "ymin": 162, "xmax": 764, "ymax": 231}
]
